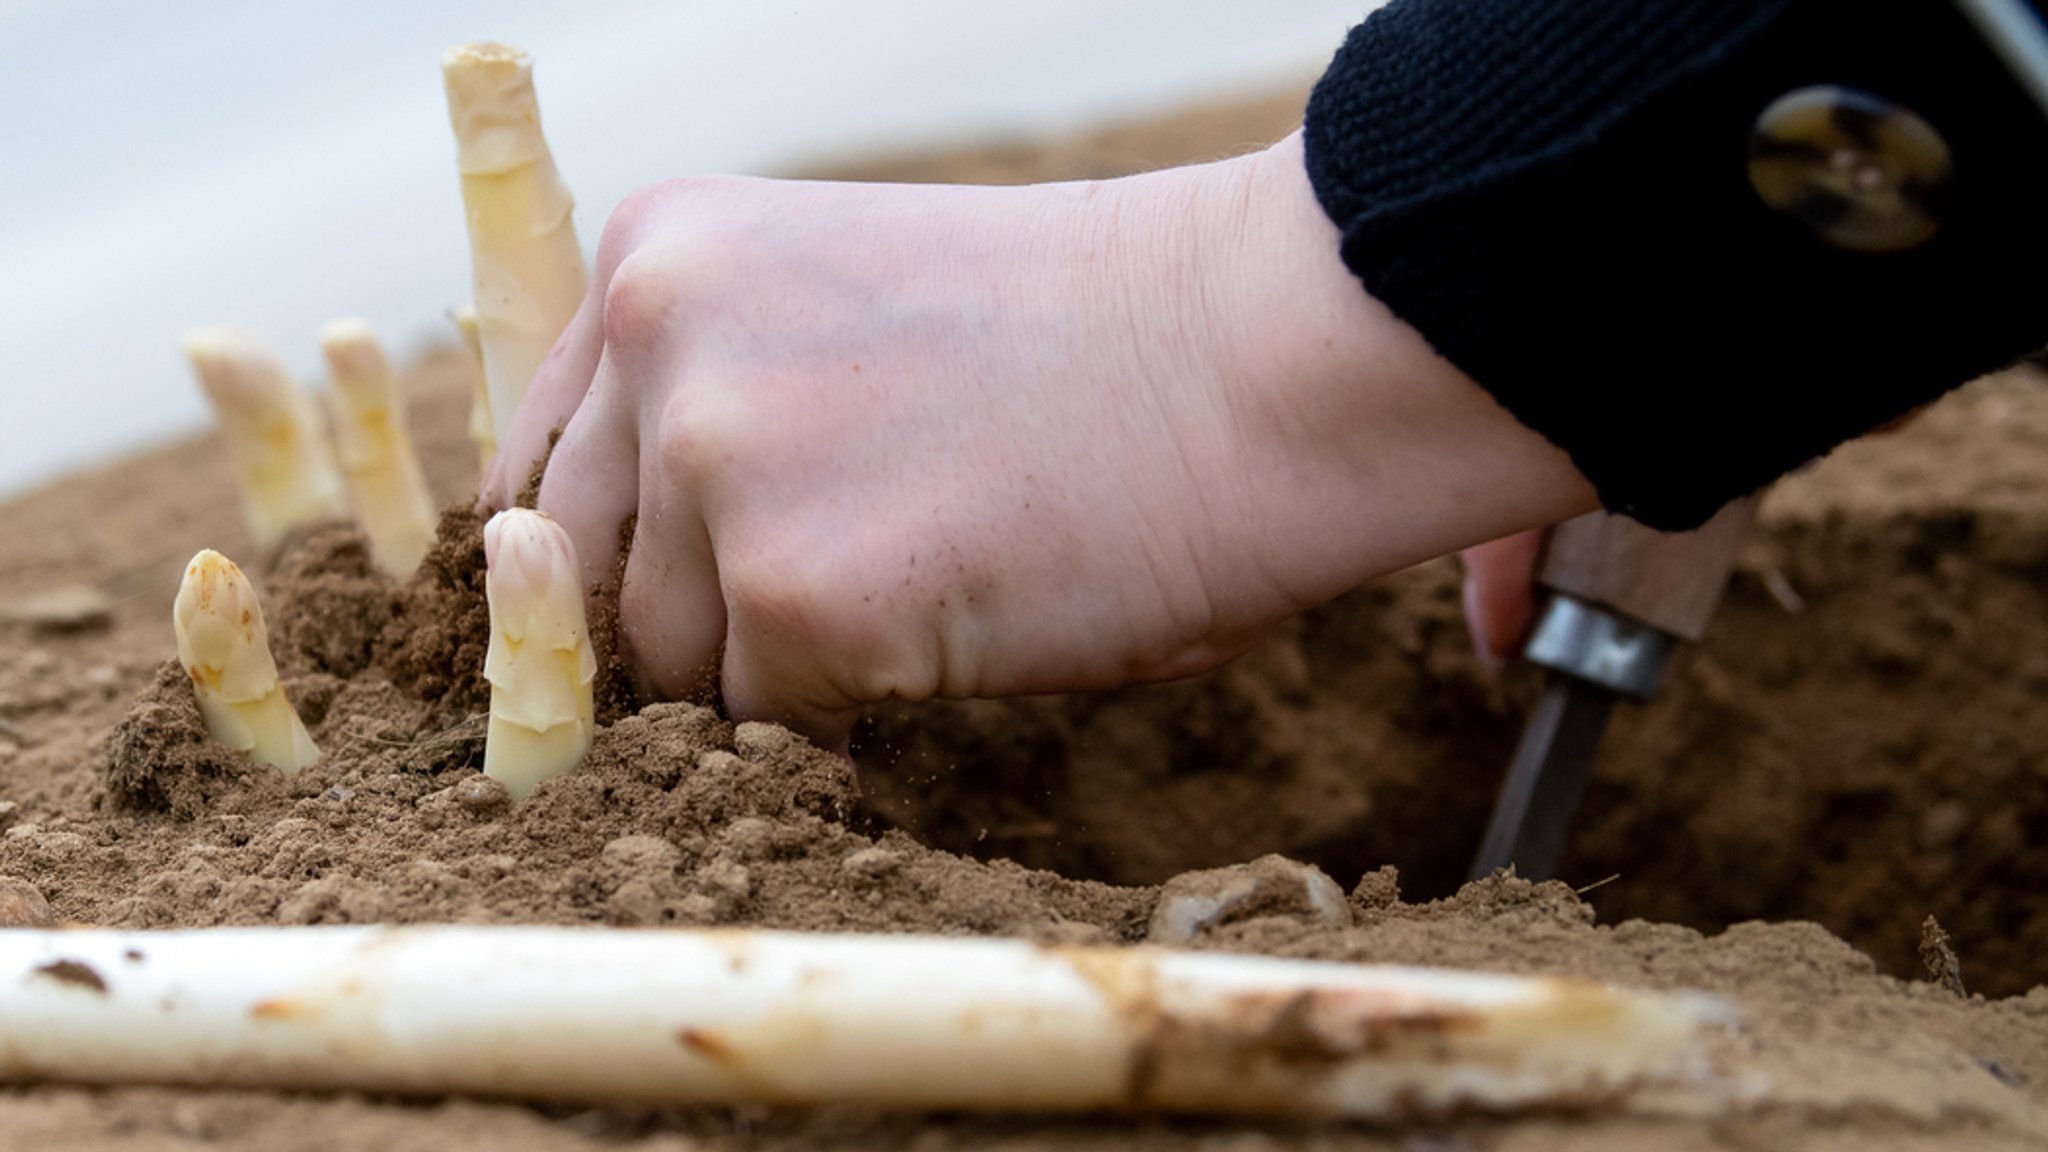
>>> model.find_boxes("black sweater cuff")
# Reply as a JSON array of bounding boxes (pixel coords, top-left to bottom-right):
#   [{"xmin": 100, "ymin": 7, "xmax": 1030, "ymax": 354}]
[{"xmin": 1305, "ymin": 0, "xmax": 2048, "ymax": 529}]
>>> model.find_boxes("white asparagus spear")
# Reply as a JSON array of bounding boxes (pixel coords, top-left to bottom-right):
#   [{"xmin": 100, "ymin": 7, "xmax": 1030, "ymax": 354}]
[
  {"xmin": 451, "ymin": 304, "xmax": 497, "ymax": 472},
  {"xmin": 483, "ymin": 509, "xmax": 595, "ymax": 799},
  {"xmin": 0, "ymin": 927, "xmax": 1726, "ymax": 1116},
  {"xmin": 442, "ymin": 43, "xmax": 587, "ymax": 445},
  {"xmin": 319, "ymin": 319, "xmax": 437, "ymax": 576},
  {"xmin": 173, "ymin": 549, "xmax": 320, "ymax": 774},
  {"xmin": 182, "ymin": 327, "xmax": 347, "ymax": 554}
]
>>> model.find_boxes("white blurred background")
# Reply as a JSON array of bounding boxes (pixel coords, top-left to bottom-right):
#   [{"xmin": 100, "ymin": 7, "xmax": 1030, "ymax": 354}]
[{"xmin": 0, "ymin": 0, "xmax": 1373, "ymax": 497}]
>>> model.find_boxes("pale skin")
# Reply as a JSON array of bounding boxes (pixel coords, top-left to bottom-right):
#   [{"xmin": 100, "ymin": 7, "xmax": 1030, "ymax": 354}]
[{"xmin": 483, "ymin": 132, "xmax": 1597, "ymax": 752}]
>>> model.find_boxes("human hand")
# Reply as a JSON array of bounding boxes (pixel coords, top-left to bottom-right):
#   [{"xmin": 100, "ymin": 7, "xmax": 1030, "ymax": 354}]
[{"xmin": 484, "ymin": 133, "xmax": 1596, "ymax": 752}]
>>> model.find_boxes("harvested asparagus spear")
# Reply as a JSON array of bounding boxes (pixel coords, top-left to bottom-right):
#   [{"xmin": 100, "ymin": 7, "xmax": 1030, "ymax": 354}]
[
  {"xmin": 451, "ymin": 304, "xmax": 497, "ymax": 471},
  {"xmin": 0, "ymin": 926, "xmax": 1727, "ymax": 1116},
  {"xmin": 442, "ymin": 43, "xmax": 587, "ymax": 445},
  {"xmin": 319, "ymin": 319, "xmax": 436, "ymax": 576},
  {"xmin": 173, "ymin": 549, "xmax": 320, "ymax": 774},
  {"xmin": 182, "ymin": 327, "xmax": 347, "ymax": 554},
  {"xmin": 483, "ymin": 509, "xmax": 595, "ymax": 799}
]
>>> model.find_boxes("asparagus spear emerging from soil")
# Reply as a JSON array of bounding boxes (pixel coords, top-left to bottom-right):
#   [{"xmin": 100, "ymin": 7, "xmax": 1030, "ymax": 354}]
[
  {"xmin": 182, "ymin": 327, "xmax": 347, "ymax": 554},
  {"xmin": 442, "ymin": 43, "xmax": 587, "ymax": 446},
  {"xmin": 319, "ymin": 319, "xmax": 436, "ymax": 576},
  {"xmin": 450, "ymin": 305, "xmax": 497, "ymax": 472},
  {"xmin": 173, "ymin": 549, "xmax": 320, "ymax": 774},
  {"xmin": 483, "ymin": 509, "xmax": 595, "ymax": 799}
]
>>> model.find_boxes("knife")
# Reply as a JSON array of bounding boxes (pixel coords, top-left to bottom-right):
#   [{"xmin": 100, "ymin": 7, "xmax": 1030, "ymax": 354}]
[
  {"xmin": 1467, "ymin": 0, "xmax": 2048, "ymax": 883},
  {"xmin": 1469, "ymin": 497, "xmax": 1759, "ymax": 882}
]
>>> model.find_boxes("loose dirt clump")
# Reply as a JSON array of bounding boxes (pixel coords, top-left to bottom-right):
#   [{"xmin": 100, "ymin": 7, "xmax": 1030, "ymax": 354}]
[
  {"xmin": 378, "ymin": 503, "xmax": 491, "ymax": 717},
  {"xmin": 266, "ymin": 527, "xmax": 393, "ymax": 680},
  {"xmin": 101, "ymin": 660, "xmax": 274, "ymax": 817},
  {"xmin": 61, "ymin": 665, "xmax": 1141, "ymax": 940}
]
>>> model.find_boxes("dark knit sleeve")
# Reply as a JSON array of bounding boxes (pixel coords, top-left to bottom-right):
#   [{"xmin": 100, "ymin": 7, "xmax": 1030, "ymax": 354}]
[{"xmin": 1304, "ymin": 0, "xmax": 2048, "ymax": 529}]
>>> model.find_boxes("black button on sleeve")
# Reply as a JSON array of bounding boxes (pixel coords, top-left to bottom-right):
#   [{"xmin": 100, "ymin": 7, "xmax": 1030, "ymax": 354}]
[{"xmin": 1747, "ymin": 86, "xmax": 1952, "ymax": 254}]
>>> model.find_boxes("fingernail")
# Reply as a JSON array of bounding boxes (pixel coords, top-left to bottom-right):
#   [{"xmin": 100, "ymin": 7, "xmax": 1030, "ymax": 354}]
[{"xmin": 1461, "ymin": 580, "xmax": 1504, "ymax": 672}]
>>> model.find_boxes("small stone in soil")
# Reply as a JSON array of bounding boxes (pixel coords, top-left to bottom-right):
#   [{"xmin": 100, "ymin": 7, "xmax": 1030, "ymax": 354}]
[
  {"xmin": 1149, "ymin": 854, "xmax": 1353, "ymax": 945},
  {"xmin": 715, "ymin": 817, "xmax": 777, "ymax": 862},
  {"xmin": 601, "ymin": 834, "xmax": 682, "ymax": 874},
  {"xmin": 0, "ymin": 874, "xmax": 53, "ymax": 928},
  {"xmin": 696, "ymin": 859, "xmax": 753, "ymax": 906},
  {"xmin": 733, "ymin": 721, "xmax": 796, "ymax": 759},
  {"xmin": 452, "ymin": 775, "xmax": 509, "ymax": 815},
  {"xmin": 842, "ymin": 846, "xmax": 904, "ymax": 881},
  {"xmin": 3, "ymin": 585, "xmax": 113, "ymax": 635}
]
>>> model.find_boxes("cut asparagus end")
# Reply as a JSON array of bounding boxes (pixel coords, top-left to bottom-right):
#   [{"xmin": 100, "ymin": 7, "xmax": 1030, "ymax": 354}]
[
  {"xmin": 442, "ymin": 42, "xmax": 588, "ymax": 445},
  {"xmin": 172, "ymin": 549, "xmax": 320, "ymax": 774},
  {"xmin": 319, "ymin": 319, "xmax": 436, "ymax": 576},
  {"xmin": 450, "ymin": 305, "xmax": 496, "ymax": 472},
  {"xmin": 182, "ymin": 327, "xmax": 347, "ymax": 554},
  {"xmin": 482, "ymin": 509, "xmax": 595, "ymax": 799}
]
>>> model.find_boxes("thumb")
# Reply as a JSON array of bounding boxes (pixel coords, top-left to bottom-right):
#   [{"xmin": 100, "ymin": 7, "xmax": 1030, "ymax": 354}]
[{"xmin": 1459, "ymin": 529, "xmax": 1546, "ymax": 667}]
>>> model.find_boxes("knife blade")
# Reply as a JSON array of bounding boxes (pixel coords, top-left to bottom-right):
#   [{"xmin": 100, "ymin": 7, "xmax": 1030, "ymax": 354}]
[{"xmin": 1468, "ymin": 498, "xmax": 1759, "ymax": 882}]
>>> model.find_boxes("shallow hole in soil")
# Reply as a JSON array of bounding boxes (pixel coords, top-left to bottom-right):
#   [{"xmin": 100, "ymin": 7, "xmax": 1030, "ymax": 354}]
[{"xmin": 853, "ymin": 504, "xmax": 2048, "ymax": 998}]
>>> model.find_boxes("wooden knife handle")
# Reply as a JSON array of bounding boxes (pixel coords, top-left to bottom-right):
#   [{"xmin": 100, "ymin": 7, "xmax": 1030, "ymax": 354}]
[{"xmin": 1535, "ymin": 496, "xmax": 1760, "ymax": 642}]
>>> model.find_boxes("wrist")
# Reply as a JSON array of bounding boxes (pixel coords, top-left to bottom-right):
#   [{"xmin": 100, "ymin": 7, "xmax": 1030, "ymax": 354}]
[{"xmin": 1192, "ymin": 132, "xmax": 1597, "ymax": 616}]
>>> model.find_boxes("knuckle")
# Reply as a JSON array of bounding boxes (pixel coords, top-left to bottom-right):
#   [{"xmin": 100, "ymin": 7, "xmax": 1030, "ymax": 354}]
[
  {"xmin": 595, "ymin": 178, "xmax": 695, "ymax": 272},
  {"xmin": 600, "ymin": 249, "xmax": 678, "ymax": 352},
  {"xmin": 597, "ymin": 175, "xmax": 755, "ymax": 280},
  {"xmin": 598, "ymin": 177, "xmax": 765, "ymax": 352},
  {"xmin": 654, "ymin": 396, "xmax": 747, "ymax": 484}
]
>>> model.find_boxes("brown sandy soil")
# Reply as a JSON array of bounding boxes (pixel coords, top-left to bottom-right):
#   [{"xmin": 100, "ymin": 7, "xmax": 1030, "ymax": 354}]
[{"xmin": 3, "ymin": 86, "xmax": 2048, "ymax": 1150}]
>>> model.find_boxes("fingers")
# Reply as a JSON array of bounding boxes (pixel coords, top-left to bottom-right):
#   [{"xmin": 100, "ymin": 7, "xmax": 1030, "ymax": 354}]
[
  {"xmin": 482, "ymin": 290, "xmax": 606, "ymax": 509},
  {"xmin": 1459, "ymin": 528, "xmax": 1546, "ymax": 667},
  {"xmin": 534, "ymin": 353, "xmax": 641, "ymax": 614},
  {"xmin": 720, "ymin": 630, "xmax": 859, "ymax": 758},
  {"xmin": 616, "ymin": 455, "xmax": 726, "ymax": 704}
]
